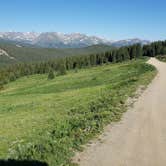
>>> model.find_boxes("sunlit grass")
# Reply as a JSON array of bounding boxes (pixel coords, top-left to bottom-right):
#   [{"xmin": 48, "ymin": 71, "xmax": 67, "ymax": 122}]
[{"xmin": 0, "ymin": 59, "xmax": 156, "ymax": 165}]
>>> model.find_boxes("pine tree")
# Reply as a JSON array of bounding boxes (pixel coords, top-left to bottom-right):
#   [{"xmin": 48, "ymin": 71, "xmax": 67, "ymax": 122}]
[
  {"xmin": 136, "ymin": 44, "xmax": 142, "ymax": 58},
  {"xmin": 57, "ymin": 61, "xmax": 67, "ymax": 76},
  {"xmin": 112, "ymin": 50, "xmax": 117, "ymax": 63},
  {"xmin": 48, "ymin": 69, "xmax": 55, "ymax": 80},
  {"xmin": 9, "ymin": 73, "xmax": 16, "ymax": 82},
  {"xmin": 130, "ymin": 45, "xmax": 137, "ymax": 59}
]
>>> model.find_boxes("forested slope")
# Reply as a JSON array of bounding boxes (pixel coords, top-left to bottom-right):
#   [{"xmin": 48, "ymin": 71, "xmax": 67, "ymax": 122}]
[{"xmin": 0, "ymin": 43, "xmax": 113, "ymax": 66}]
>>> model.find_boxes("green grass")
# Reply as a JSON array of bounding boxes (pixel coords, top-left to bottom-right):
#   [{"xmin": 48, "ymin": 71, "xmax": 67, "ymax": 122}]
[{"xmin": 0, "ymin": 59, "xmax": 156, "ymax": 165}]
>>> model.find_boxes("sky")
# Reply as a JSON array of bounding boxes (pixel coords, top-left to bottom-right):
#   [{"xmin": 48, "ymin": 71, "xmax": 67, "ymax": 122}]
[{"xmin": 0, "ymin": 0, "xmax": 166, "ymax": 41}]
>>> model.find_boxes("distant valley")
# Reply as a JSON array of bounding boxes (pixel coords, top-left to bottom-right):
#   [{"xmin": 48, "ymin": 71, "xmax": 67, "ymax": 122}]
[{"xmin": 0, "ymin": 43, "xmax": 113, "ymax": 66}]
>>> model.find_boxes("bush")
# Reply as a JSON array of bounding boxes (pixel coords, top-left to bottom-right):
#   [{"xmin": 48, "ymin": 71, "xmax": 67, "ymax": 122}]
[
  {"xmin": 48, "ymin": 69, "xmax": 55, "ymax": 80},
  {"xmin": 57, "ymin": 63, "xmax": 66, "ymax": 76},
  {"xmin": 0, "ymin": 85, "xmax": 3, "ymax": 90},
  {"xmin": 9, "ymin": 73, "xmax": 16, "ymax": 82}
]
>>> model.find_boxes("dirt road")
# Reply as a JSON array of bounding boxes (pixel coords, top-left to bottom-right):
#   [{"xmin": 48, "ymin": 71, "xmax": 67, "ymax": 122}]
[{"xmin": 74, "ymin": 58, "xmax": 166, "ymax": 166}]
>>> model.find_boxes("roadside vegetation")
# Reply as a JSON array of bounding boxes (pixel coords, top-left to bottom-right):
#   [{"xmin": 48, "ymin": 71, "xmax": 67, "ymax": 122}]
[
  {"xmin": 156, "ymin": 55, "xmax": 166, "ymax": 62},
  {"xmin": 0, "ymin": 58, "xmax": 156, "ymax": 165}
]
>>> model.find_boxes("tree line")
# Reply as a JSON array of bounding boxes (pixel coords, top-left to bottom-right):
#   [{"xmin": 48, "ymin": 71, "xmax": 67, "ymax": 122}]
[
  {"xmin": 143, "ymin": 40, "xmax": 166, "ymax": 57},
  {"xmin": 0, "ymin": 40, "xmax": 166, "ymax": 89}
]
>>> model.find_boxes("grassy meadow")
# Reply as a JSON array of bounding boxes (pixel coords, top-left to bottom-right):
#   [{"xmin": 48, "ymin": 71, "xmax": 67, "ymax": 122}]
[{"xmin": 0, "ymin": 59, "xmax": 156, "ymax": 165}]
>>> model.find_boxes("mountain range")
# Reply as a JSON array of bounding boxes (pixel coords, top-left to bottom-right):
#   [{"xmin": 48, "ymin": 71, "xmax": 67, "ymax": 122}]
[{"xmin": 0, "ymin": 32, "xmax": 150, "ymax": 48}]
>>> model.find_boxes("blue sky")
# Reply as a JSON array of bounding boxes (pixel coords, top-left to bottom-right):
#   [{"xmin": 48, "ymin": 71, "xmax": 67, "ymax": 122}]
[{"xmin": 0, "ymin": 0, "xmax": 166, "ymax": 41}]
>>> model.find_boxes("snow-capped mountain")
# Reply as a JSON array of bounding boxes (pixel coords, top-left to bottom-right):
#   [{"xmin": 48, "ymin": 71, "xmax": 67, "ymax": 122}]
[
  {"xmin": 31, "ymin": 32, "xmax": 112, "ymax": 48},
  {"xmin": 0, "ymin": 32, "xmax": 150, "ymax": 48},
  {"xmin": 111, "ymin": 38, "xmax": 150, "ymax": 47},
  {"xmin": 0, "ymin": 32, "xmax": 39, "ymax": 42}
]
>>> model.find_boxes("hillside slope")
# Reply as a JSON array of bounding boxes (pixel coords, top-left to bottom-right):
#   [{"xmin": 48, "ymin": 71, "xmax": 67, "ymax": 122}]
[
  {"xmin": 0, "ymin": 59, "xmax": 155, "ymax": 165},
  {"xmin": 0, "ymin": 43, "xmax": 113, "ymax": 66}
]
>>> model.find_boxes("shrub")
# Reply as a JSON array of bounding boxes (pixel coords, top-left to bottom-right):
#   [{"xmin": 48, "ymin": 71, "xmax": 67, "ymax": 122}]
[
  {"xmin": 9, "ymin": 73, "xmax": 16, "ymax": 82},
  {"xmin": 57, "ymin": 63, "xmax": 66, "ymax": 76},
  {"xmin": 0, "ymin": 85, "xmax": 3, "ymax": 90},
  {"xmin": 48, "ymin": 69, "xmax": 55, "ymax": 80}
]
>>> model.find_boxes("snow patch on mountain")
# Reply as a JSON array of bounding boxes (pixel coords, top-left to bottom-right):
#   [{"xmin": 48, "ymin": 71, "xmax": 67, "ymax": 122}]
[{"xmin": 0, "ymin": 48, "xmax": 15, "ymax": 60}]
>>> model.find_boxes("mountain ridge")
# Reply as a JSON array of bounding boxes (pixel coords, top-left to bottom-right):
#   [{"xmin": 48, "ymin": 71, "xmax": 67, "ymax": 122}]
[{"xmin": 0, "ymin": 32, "xmax": 150, "ymax": 48}]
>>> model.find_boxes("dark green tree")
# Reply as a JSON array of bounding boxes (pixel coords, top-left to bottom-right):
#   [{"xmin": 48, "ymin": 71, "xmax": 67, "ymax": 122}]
[
  {"xmin": 48, "ymin": 69, "xmax": 55, "ymax": 80},
  {"xmin": 57, "ymin": 60, "xmax": 67, "ymax": 76}
]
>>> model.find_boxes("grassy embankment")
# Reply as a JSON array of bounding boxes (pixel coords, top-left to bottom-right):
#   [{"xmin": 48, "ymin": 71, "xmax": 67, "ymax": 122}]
[{"xmin": 0, "ymin": 58, "xmax": 156, "ymax": 165}]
